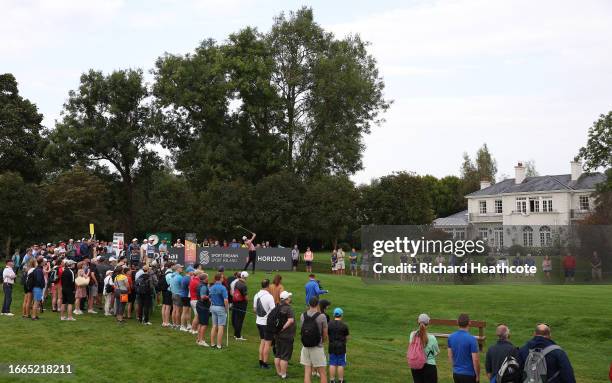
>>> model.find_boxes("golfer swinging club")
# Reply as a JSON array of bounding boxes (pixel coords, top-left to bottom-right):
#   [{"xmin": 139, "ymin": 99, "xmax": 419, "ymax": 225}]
[{"xmin": 242, "ymin": 232, "xmax": 257, "ymax": 274}]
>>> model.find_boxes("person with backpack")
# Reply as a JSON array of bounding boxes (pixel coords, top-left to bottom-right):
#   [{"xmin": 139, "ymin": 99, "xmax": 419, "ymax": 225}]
[
  {"xmin": 269, "ymin": 290, "xmax": 295, "ymax": 379},
  {"xmin": 328, "ymin": 307, "xmax": 350, "ymax": 383},
  {"xmin": 408, "ymin": 313, "xmax": 439, "ymax": 383},
  {"xmin": 300, "ymin": 296, "xmax": 329, "ymax": 383},
  {"xmin": 254, "ymin": 278, "xmax": 276, "ymax": 369},
  {"xmin": 136, "ymin": 266, "xmax": 155, "ymax": 325},
  {"xmin": 50, "ymin": 257, "xmax": 63, "ymax": 312},
  {"xmin": 103, "ymin": 270, "xmax": 114, "ymax": 316},
  {"xmin": 231, "ymin": 271, "xmax": 249, "ymax": 341},
  {"xmin": 448, "ymin": 313, "xmax": 480, "ymax": 383},
  {"xmin": 60, "ymin": 260, "xmax": 76, "ymax": 321},
  {"xmin": 485, "ymin": 325, "xmax": 520, "ymax": 383},
  {"xmin": 114, "ymin": 266, "xmax": 129, "ymax": 324},
  {"xmin": 518, "ymin": 324, "xmax": 575, "ymax": 383}
]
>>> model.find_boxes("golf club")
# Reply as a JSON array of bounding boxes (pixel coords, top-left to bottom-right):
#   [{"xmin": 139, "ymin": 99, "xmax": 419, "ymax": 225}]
[{"xmin": 234, "ymin": 225, "xmax": 255, "ymax": 235}]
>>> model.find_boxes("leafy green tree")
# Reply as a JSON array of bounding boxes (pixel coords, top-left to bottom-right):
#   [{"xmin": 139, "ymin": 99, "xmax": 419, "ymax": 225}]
[
  {"xmin": 199, "ymin": 179, "xmax": 254, "ymax": 237},
  {"xmin": 43, "ymin": 167, "xmax": 110, "ymax": 239},
  {"xmin": 525, "ymin": 159, "xmax": 539, "ymax": 177},
  {"xmin": 359, "ymin": 172, "xmax": 434, "ymax": 225},
  {"xmin": 475, "ymin": 143, "xmax": 497, "ymax": 182},
  {"xmin": 47, "ymin": 69, "xmax": 158, "ymax": 236},
  {"xmin": 305, "ymin": 174, "xmax": 358, "ymax": 248},
  {"xmin": 0, "ymin": 74, "xmax": 48, "ymax": 182},
  {"xmin": 0, "ymin": 172, "xmax": 42, "ymax": 256}
]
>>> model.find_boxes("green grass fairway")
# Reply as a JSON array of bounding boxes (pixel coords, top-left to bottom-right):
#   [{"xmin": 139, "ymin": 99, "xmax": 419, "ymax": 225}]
[{"xmin": 1, "ymin": 270, "xmax": 611, "ymax": 382}]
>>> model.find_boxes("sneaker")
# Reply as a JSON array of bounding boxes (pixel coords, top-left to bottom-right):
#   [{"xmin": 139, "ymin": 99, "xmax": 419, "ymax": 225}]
[
  {"xmin": 216, "ymin": 345, "xmax": 222, "ymax": 350},
  {"xmin": 3, "ymin": 313, "xmax": 14, "ymax": 317},
  {"xmin": 186, "ymin": 325, "xmax": 192, "ymax": 331},
  {"xmin": 87, "ymin": 310, "xmax": 98, "ymax": 314},
  {"xmin": 67, "ymin": 317, "xmax": 76, "ymax": 321},
  {"xmin": 60, "ymin": 317, "xmax": 66, "ymax": 321},
  {"xmin": 190, "ymin": 330, "xmax": 198, "ymax": 335},
  {"xmin": 210, "ymin": 344, "xmax": 217, "ymax": 348},
  {"xmin": 144, "ymin": 322, "xmax": 152, "ymax": 325},
  {"xmin": 180, "ymin": 326, "xmax": 189, "ymax": 332},
  {"xmin": 235, "ymin": 336, "xmax": 247, "ymax": 341},
  {"xmin": 260, "ymin": 363, "xmax": 270, "ymax": 369},
  {"xmin": 197, "ymin": 340, "xmax": 210, "ymax": 347}
]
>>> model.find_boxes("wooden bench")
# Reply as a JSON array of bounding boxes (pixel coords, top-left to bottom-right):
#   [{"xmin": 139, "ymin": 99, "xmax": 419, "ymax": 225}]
[{"xmin": 429, "ymin": 318, "xmax": 486, "ymax": 351}]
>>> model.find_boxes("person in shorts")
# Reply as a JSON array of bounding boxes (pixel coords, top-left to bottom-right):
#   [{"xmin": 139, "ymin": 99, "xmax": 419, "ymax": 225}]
[
  {"xmin": 349, "ymin": 248, "xmax": 358, "ymax": 276},
  {"xmin": 254, "ymin": 279, "xmax": 276, "ymax": 369},
  {"xmin": 170, "ymin": 264, "xmax": 184, "ymax": 328},
  {"xmin": 329, "ymin": 307, "xmax": 350, "ymax": 383},
  {"xmin": 195, "ymin": 273, "xmax": 211, "ymax": 347},
  {"xmin": 291, "ymin": 245, "xmax": 300, "ymax": 271},
  {"xmin": 300, "ymin": 296, "xmax": 328, "ymax": 383},
  {"xmin": 304, "ymin": 247, "xmax": 314, "ymax": 273},
  {"xmin": 274, "ymin": 291, "xmax": 296, "ymax": 379},
  {"xmin": 209, "ymin": 273, "xmax": 228, "ymax": 349}
]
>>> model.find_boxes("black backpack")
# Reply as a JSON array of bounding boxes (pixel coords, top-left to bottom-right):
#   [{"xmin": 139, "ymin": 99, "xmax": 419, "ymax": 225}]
[
  {"xmin": 49, "ymin": 267, "xmax": 59, "ymax": 283},
  {"xmin": 301, "ymin": 312, "xmax": 321, "ymax": 347},
  {"xmin": 158, "ymin": 271, "xmax": 169, "ymax": 292},
  {"xmin": 26, "ymin": 271, "xmax": 36, "ymax": 290},
  {"xmin": 255, "ymin": 297, "xmax": 267, "ymax": 317},
  {"xmin": 266, "ymin": 304, "xmax": 286, "ymax": 335},
  {"xmin": 135, "ymin": 274, "xmax": 152, "ymax": 295}
]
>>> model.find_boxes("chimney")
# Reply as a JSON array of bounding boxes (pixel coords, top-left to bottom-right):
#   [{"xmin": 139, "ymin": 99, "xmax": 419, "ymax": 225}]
[
  {"xmin": 480, "ymin": 179, "xmax": 491, "ymax": 190},
  {"xmin": 515, "ymin": 161, "xmax": 526, "ymax": 184},
  {"xmin": 570, "ymin": 160, "xmax": 582, "ymax": 181}
]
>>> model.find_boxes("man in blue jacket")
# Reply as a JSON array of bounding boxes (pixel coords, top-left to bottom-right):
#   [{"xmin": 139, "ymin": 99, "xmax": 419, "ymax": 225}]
[
  {"xmin": 305, "ymin": 274, "xmax": 328, "ymax": 306},
  {"xmin": 519, "ymin": 324, "xmax": 576, "ymax": 383}
]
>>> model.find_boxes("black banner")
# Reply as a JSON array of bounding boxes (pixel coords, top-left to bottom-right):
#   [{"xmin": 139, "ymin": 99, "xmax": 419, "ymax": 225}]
[{"xmin": 167, "ymin": 247, "xmax": 292, "ymax": 271}]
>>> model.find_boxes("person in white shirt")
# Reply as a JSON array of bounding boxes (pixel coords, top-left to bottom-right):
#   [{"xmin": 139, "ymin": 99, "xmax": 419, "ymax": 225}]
[
  {"xmin": 2, "ymin": 259, "xmax": 16, "ymax": 316},
  {"xmin": 254, "ymin": 279, "xmax": 276, "ymax": 369},
  {"xmin": 102, "ymin": 270, "xmax": 114, "ymax": 316}
]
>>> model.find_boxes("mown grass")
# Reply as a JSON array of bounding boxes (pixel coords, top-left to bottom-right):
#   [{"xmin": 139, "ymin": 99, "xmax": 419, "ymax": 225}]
[{"xmin": 0, "ymin": 259, "xmax": 611, "ymax": 382}]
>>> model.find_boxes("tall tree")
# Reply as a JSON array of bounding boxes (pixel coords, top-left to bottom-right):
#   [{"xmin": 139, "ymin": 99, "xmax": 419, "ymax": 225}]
[
  {"xmin": 267, "ymin": 8, "xmax": 389, "ymax": 177},
  {"xmin": 47, "ymin": 69, "xmax": 157, "ymax": 236},
  {"xmin": 0, "ymin": 74, "xmax": 47, "ymax": 182},
  {"xmin": 475, "ymin": 143, "xmax": 497, "ymax": 182},
  {"xmin": 525, "ymin": 159, "xmax": 539, "ymax": 177}
]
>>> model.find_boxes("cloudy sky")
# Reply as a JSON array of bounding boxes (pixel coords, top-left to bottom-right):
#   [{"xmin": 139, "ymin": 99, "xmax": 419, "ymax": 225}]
[{"xmin": 2, "ymin": 0, "xmax": 611, "ymax": 184}]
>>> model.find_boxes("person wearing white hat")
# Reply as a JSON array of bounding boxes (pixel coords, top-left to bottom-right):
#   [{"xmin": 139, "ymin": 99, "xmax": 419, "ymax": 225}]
[
  {"xmin": 408, "ymin": 313, "xmax": 439, "ymax": 383},
  {"xmin": 231, "ymin": 271, "xmax": 249, "ymax": 341},
  {"xmin": 274, "ymin": 290, "xmax": 295, "ymax": 379}
]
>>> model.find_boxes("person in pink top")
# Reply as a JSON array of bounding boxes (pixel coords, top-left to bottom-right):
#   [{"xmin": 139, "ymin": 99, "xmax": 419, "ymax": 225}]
[
  {"xmin": 304, "ymin": 247, "xmax": 314, "ymax": 273},
  {"xmin": 242, "ymin": 233, "xmax": 257, "ymax": 274}
]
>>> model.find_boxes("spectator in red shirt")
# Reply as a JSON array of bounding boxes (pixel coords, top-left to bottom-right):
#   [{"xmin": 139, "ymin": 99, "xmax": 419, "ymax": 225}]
[
  {"xmin": 189, "ymin": 270, "xmax": 203, "ymax": 334},
  {"xmin": 562, "ymin": 253, "xmax": 577, "ymax": 283}
]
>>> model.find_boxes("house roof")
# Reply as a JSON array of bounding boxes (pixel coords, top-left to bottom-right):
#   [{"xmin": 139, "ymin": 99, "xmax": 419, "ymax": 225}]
[
  {"xmin": 466, "ymin": 173, "xmax": 605, "ymax": 197},
  {"xmin": 433, "ymin": 209, "xmax": 468, "ymax": 227}
]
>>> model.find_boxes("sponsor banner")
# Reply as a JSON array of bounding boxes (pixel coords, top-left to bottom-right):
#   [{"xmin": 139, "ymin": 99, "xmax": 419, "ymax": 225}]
[
  {"xmin": 167, "ymin": 247, "xmax": 292, "ymax": 271},
  {"xmin": 185, "ymin": 233, "xmax": 197, "ymax": 265},
  {"xmin": 112, "ymin": 233, "xmax": 124, "ymax": 258}
]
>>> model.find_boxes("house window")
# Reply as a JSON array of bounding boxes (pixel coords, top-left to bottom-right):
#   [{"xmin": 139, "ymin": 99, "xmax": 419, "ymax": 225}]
[
  {"xmin": 495, "ymin": 200, "xmax": 502, "ymax": 214},
  {"xmin": 494, "ymin": 228, "xmax": 504, "ymax": 247},
  {"xmin": 579, "ymin": 195, "xmax": 590, "ymax": 211},
  {"xmin": 454, "ymin": 230, "xmax": 465, "ymax": 240},
  {"xmin": 516, "ymin": 197, "xmax": 527, "ymax": 213},
  {"xmin": 479, "ymin": 201, "xmax": 487, "ymax": 214},
  {"xmin": 529, "ymin": 197, "xmax": 540, "ymax": 213},
  {"xmin": 542, "ymin": 198, "xmax": 553, "ymax": 212},
  {"xmin": 539, "ymin": 226, "xmax": 552, "ymax": 246},
  {"xmin": 479, "ymin": 228, "xmax": 488, "ymax": 240},
  {"xmin": 523, "ymin": 226, "xmax": 533, "ymax": 247}
]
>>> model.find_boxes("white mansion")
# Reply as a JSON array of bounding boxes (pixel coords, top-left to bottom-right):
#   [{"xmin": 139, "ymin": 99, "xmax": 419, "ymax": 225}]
[{"xmin": 433, "ymin": 161, "xmax": 605, "ymax": 248}]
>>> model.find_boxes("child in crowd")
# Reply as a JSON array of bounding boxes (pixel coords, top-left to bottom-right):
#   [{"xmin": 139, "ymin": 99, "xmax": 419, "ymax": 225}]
[{"xmin": 328, "ymin": 307, "xmax": 350, "ymax": 383}]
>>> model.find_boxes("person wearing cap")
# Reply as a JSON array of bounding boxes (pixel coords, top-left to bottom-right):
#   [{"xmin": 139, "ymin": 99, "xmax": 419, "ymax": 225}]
[
  {"xmin": 274, "ymin": 290, "xmax": 296, "ymax": 379},
  {"xmin": 195, "ymin": 272, "xmax": 211, "ymax": 346},
  {"xmin": 139, "ymin": 239, "xmax": 149, "ymax": 266},
  {"xmin": 103, "ymin": 270, "xmax": 115, "ymax": 316},
  {"xmin": 409, "ymin": 313, "xmax": 439, "ymax": 383},
  {"xmin": 328, "ymin": 307, "xmax": 350, "ymax": 383},
  {"xmin": 128, "ymin": 239, "xmax": 140, "ymax": 267},
  {"xmin": 169, "ymin": 264, "xmax": 184, "ymax": 328},
  {"xmin": 300, "ymin": 296, "xmax": 328, "ymax": 383},
  {"xmin": 189, "ymin": 269, "xmax": 204, "ymax": 334},
  {"xmin": 231, "ymin": 271, "xmax": 249, "ymax": 341},
  {"xmin": 60, "ymin": 260, "xmax": 76, "ymax": 321},
  {"xmin": 179, "ymin": 266, "xmax": 194, "ymax": 331},
  {"xmin": 2, "ymin": 259, "xmax": 16, "ymax": 316},
  {"xmin": 242, "ymin": 232, "xmax": 257, "ymax": 274}
]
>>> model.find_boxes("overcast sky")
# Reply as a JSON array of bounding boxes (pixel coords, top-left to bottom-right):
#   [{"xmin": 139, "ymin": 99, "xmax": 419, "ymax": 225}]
[{"xmin": 2, "ymin": 0, "xmax": 611, "ymax": 184}]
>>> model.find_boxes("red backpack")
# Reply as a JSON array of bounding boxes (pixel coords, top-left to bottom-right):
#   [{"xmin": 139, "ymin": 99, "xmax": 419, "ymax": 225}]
[
  {"xmin": 407, "ymin": 332, "xmax": 426, "ymax": 370},
  {"xmin": 232, "ymin": 287, "xmax": 244, "ymax": 302}
]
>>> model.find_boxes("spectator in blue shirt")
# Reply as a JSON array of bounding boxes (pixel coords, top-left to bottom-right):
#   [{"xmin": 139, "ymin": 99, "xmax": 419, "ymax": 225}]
[
  {"xmin": 518, "ymin": 324, "xmax": 575, "ymax": 383},
  {"xmin": 448, "ymin": 313, "xmax": 480, "ymax": 383},
  {"xmin": 209, "ymin": 273, "xmax": 229, "ymax": 349},
  {"xmin": 305, "ymin": 274, "xmax": 328, "ymax": 306},
  {"xmin": 179, "ymin": 269, "xmax": 193, "ymax": 331}
]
